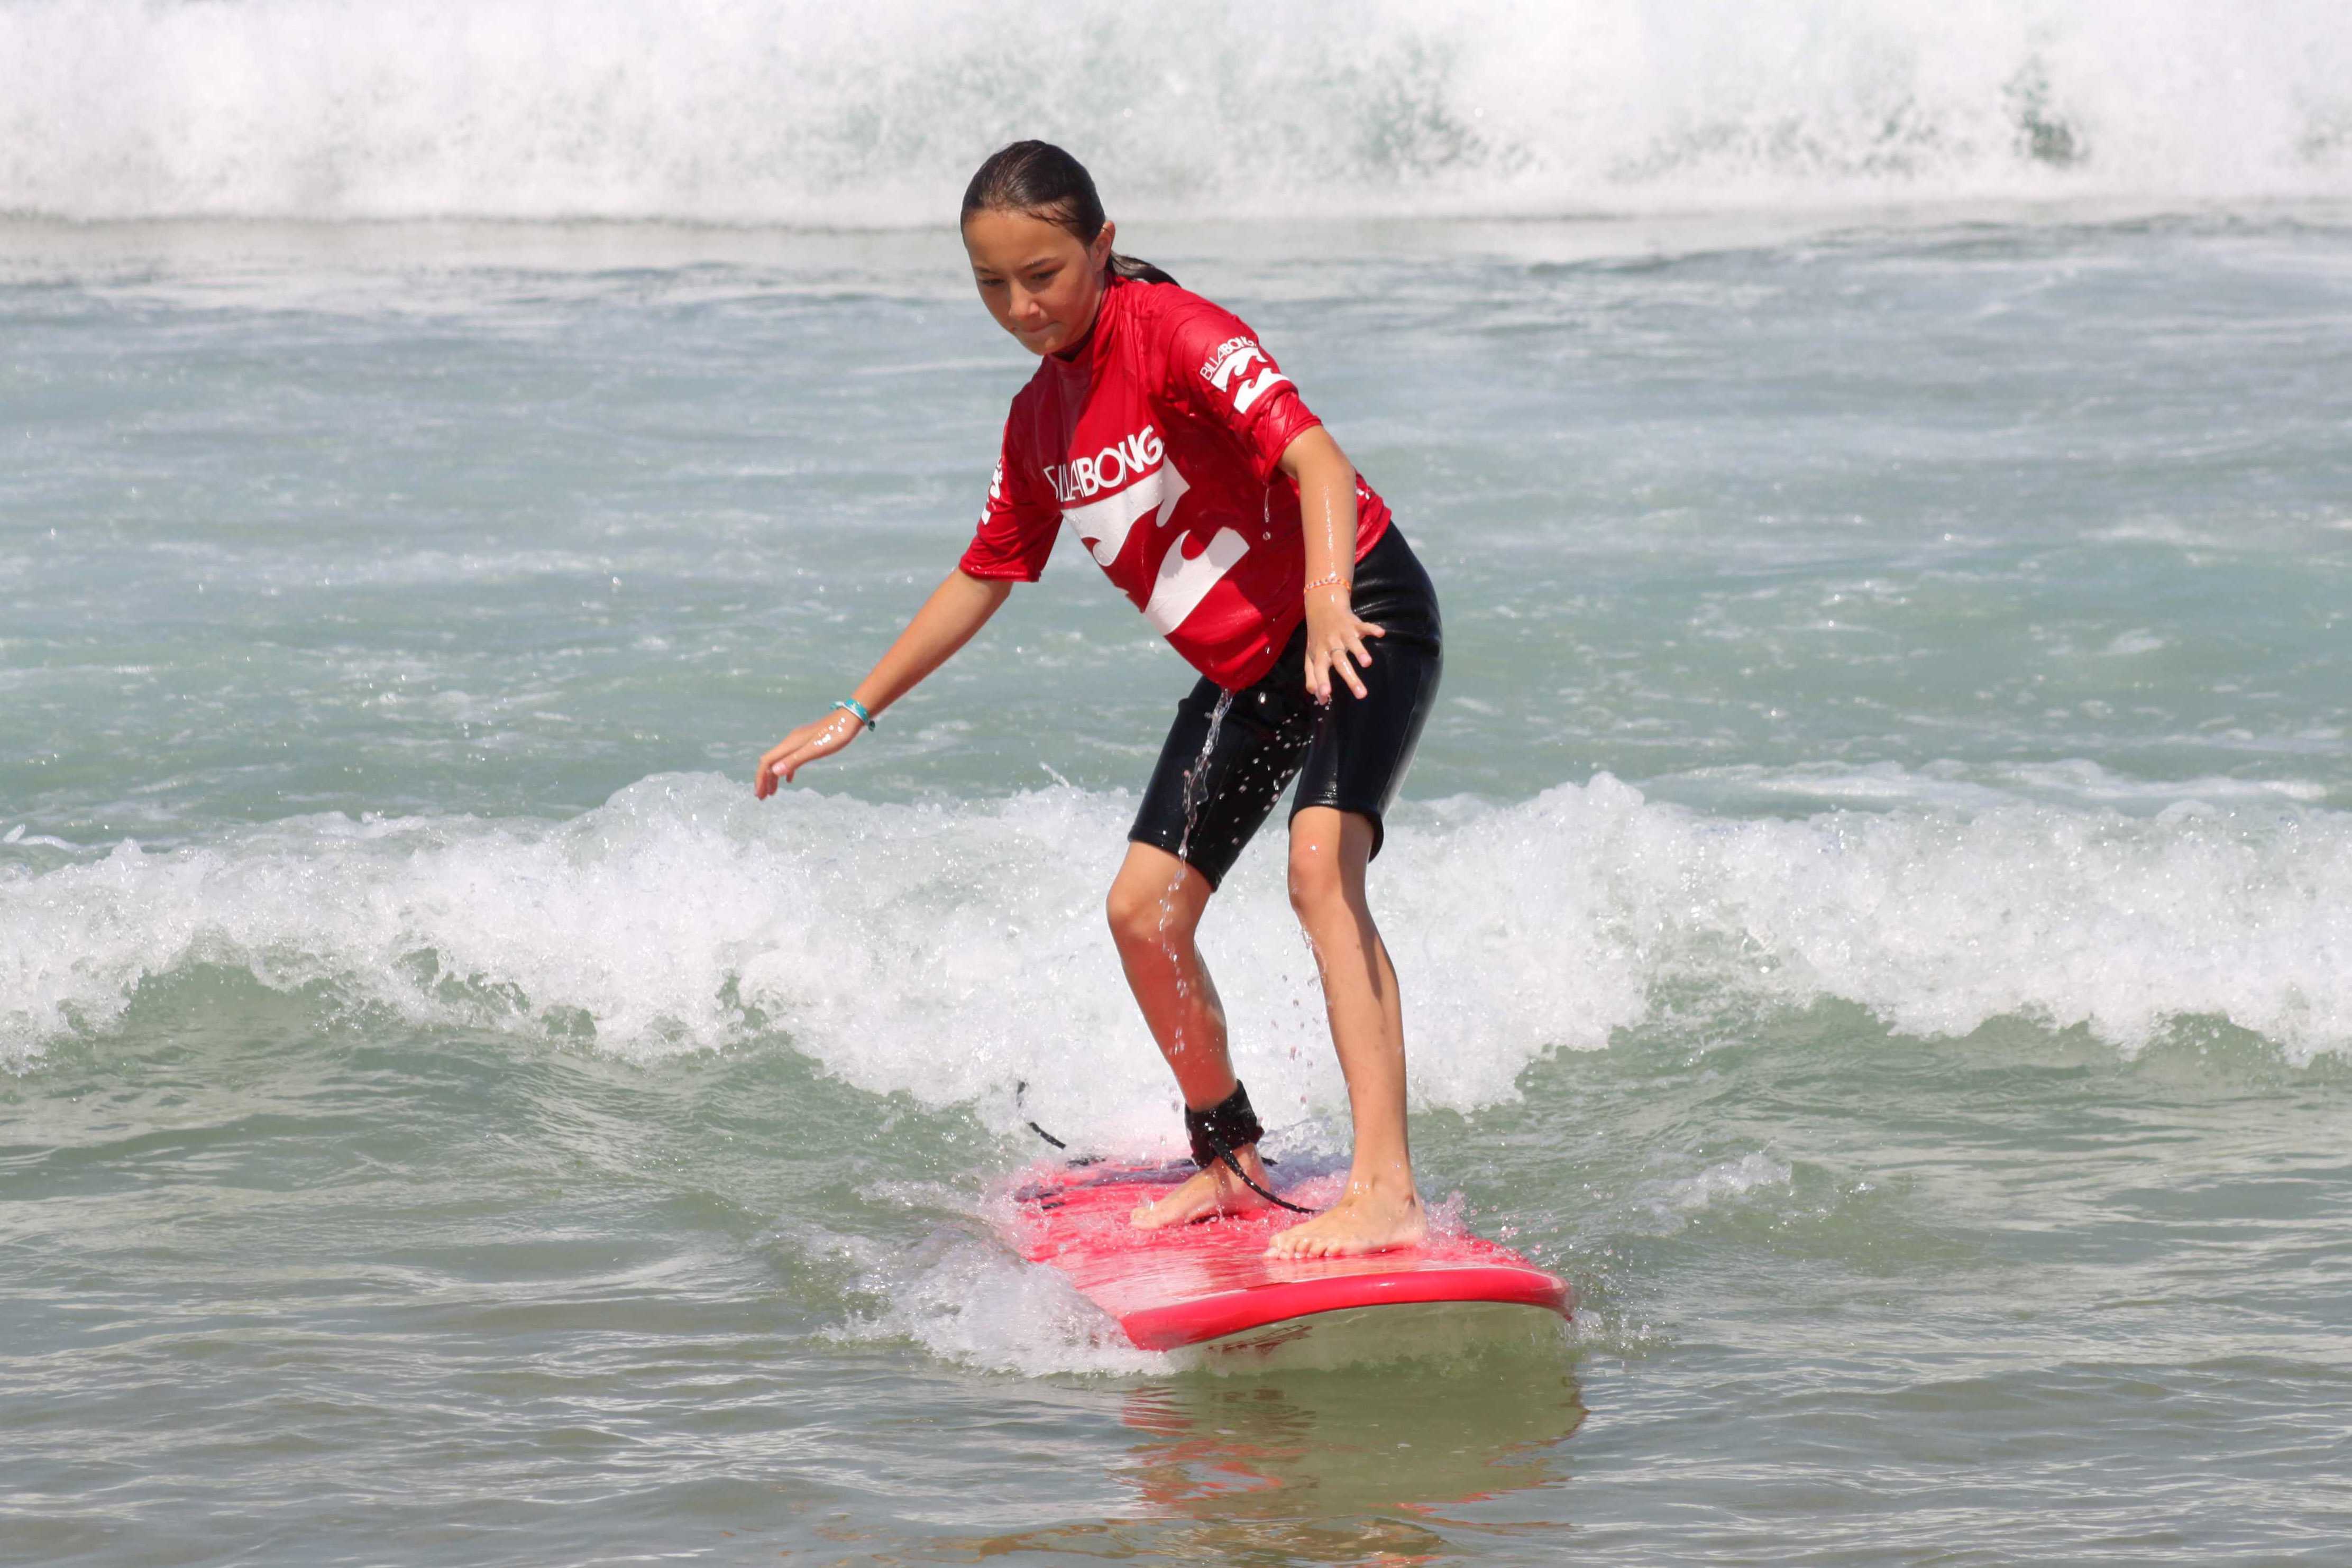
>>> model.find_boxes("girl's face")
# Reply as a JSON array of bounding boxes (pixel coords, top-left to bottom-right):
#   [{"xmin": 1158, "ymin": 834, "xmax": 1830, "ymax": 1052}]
[{"xmin": 963, "ymin": 207, "xmax": 1114, "ymax": 357}]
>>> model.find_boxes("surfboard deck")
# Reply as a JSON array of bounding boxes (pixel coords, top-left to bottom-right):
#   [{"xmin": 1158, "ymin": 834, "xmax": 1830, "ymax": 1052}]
[{"xmin": 1005, "ymin": 1160, "xmax": 1572, "ymax": 1352}]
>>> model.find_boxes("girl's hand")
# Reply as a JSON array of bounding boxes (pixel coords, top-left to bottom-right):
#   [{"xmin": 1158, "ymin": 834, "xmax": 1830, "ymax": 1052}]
[
  {"xmin": 754, "ymin": 709, "xmax": 865, "ymax": 798},
  {"xmin": 1302, "ymin": 590, "xmax": 1384, "ymax": 704}
]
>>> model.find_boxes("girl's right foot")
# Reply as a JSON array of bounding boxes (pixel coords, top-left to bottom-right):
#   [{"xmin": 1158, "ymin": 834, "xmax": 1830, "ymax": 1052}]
[
  {"xmin": 1130, "ymin": 1147, "xmax": 1278, "ymax": 1229},
  {"xmin": 1262, "ymin": 1174, "xmax": 1424, "ymax": 1259}
]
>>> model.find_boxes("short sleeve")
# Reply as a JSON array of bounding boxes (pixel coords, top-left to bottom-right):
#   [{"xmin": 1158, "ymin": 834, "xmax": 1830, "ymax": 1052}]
[
  {"xmin": 956, "ymin": 413, "xmax": 1060, "ymax": 582},
  {"xmin": 1164, "ymin": 300, "xmax": 1325, "ymax": 483}
]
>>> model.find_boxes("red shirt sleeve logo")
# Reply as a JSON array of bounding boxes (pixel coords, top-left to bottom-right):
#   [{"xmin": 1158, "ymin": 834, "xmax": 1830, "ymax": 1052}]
[{"xmin": 1198, "ymin": 335, "xmax": 1292, "ymax": 417}]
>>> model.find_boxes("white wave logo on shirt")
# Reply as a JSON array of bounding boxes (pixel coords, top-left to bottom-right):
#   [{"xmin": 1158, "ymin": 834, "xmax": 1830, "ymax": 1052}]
[
  {"xmin": 1199, "ymin": 335, "xmax": 1290, "ymax": 415},
  {"xmin": 1050, "ymin": 423, "xmax": 1246, "ymax": 637},
  {"xmin": 978, "ymin": 456, "xmax": 1004, "ymax": 526}
]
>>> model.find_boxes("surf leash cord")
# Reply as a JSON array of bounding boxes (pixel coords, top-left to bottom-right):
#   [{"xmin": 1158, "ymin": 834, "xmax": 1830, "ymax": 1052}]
[{"xmin": 1187, "ymin": 1081, "xmax": 1313, "ymax": 1215}]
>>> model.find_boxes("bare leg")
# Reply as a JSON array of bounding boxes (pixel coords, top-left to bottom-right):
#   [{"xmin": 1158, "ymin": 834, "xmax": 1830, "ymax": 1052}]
[
  {"xmin": 1105, "ymin": 842, "xmax": 1278, "ymax": 1227},
  {"xmin": 1265, "ymin": 806, "xmax": 1426, "ymax": 1259}
]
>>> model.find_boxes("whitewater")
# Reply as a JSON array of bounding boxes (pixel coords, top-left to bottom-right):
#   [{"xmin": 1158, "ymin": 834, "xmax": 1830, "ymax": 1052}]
[
  {"xmin": 5, "ymin": 0, "xmax": 2351, "ymax": 221},
  {"xmin": 6, "ymin": 2, "xmax": 2352, "ymax": 1563},
  {"xmin": 11, "ymin": 775, "xmax": 2352, "ymax": 1102}
]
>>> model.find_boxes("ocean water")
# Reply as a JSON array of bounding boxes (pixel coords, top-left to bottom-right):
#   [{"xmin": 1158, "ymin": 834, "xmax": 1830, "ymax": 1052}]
[{"xmin": 7, "ymin": 4, "xmax": 2352, "ymax": 1564}]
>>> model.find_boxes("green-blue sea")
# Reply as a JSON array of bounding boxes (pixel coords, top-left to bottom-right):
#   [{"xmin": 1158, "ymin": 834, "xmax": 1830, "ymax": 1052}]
[{"xmin": 7, "ymin": 4, "xmax": 2352, "ymax": 1562}]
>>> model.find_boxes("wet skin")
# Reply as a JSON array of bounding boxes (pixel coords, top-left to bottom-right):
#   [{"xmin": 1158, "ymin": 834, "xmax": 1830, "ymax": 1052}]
[{"xmin": 1113, "ymin": 814, "xmax": 1425, "ymax": 1259}]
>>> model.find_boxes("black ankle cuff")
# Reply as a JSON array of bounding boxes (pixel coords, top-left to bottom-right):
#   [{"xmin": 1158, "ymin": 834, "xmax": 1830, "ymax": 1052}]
[{"xmin": 1185, "ymin": 1081, "xmax": 1266, "ymax": 1169}]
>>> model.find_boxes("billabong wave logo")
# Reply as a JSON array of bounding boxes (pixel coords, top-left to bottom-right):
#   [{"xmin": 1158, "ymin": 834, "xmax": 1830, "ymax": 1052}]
[
  {"xmin": 1051, "ymin": 419, "xmax": 1249, "ymax": 635},
  {"xmin": 1141, "ymin": 524, "xmax": 1249, "ymax": 635},
  {"xmin": 1200, "ymin": 336, "xmax": 1289, "ymax": 415},
  {"xmin": 1057, "ymin": 424, "xmax": 1191, "ymax": 570},
  {"xmin": 978, "ymin": 456, "xmax": 1005, "ymax": 525}
]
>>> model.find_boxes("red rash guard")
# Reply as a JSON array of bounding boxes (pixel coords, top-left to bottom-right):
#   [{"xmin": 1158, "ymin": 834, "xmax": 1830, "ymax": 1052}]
[{"xmin": 958, "ymin": 276, "xmax": 1393, "ymax": 691}]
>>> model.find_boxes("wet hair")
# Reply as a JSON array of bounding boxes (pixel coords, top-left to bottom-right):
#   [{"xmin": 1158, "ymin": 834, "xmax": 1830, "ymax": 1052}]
[{"xmin": 960, "ymin": 140, "xmax": 1176, "ymax": 287}]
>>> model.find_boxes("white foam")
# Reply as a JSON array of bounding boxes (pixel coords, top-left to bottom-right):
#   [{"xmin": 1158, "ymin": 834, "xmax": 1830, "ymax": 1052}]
[
  {"xmin": 818, "ymin": 1196, "xmax": 1176, "ymax": 1378},
  {"xmin": 2100, "ymin": 629, "xmax": 2169, "ymax": 657},
  {"xmin": 1661, "ymin": 758, "xmax": 2336, "ymax": 814},
  {"xmin": 3, "ymin": 1, "xmax": 2347, "ymax": 223},
  {"xmin": 1644, "ymin": 1152, "xmax": 1795, "ymax": 1218},
  {"xmin": 6, "ymin": 773, "xmax": 2351, "ymax": 1106},
  {"xmin": 840, "ymin": 1237, "xmax": 1175, "ymax": 1378}
]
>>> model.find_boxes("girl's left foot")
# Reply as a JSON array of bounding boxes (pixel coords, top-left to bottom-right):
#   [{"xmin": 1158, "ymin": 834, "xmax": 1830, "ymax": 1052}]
[
  {"xmin": 1130, "ymin": 1147, "xmax": 1277, "ymax": 1230},
  {"xmin": 1265, "ymin": 1177, "xmax": 1425, "ymax": 1259}
]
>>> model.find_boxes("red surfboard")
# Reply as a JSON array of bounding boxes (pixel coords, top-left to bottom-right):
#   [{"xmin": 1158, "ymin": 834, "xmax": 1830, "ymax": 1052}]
[{"xmin": 1005, "ymin": 1160, "xmax": 1573, "ymax": 1352}]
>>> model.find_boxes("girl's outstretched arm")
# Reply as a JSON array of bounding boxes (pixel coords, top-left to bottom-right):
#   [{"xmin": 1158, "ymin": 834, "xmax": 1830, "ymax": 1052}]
[{"xmin": 754, "ymin": 569, "xmax": 1013, "ymax": 797}]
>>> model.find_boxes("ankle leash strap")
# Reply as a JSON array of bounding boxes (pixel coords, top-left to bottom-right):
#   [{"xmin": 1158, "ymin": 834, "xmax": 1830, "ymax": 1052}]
[{"xmin": 1185, "ymin": 1081, "xmax": 1312, "ymax": 1215}]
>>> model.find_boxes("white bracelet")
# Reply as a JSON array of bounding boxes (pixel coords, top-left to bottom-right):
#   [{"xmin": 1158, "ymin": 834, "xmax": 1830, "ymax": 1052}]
[{"xmin": 1302, "ymin": 572, "xmax": 1348, "ymax": 595}]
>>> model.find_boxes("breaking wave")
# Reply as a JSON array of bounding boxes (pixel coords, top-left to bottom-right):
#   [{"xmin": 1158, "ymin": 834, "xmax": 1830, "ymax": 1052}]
[
  {"xmin": 6, "ymin": 773, "xmax": 2348, "ymax": 1134},
  {"xmin": 3, "ymin": 0, "xmax": 2349, "ymax": 223}
]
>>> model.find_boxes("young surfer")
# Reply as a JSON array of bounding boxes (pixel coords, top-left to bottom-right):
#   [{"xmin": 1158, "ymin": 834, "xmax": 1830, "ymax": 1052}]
[{"xmin": 754, "ymin": 141, "xmax": 1441, "ymax": 1260}]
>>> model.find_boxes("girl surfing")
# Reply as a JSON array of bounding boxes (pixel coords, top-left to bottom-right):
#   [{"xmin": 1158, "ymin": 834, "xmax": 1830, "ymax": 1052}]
[{"xmin": 755, "ymin": 141, "xmax": 1442, "ymax": 1260}]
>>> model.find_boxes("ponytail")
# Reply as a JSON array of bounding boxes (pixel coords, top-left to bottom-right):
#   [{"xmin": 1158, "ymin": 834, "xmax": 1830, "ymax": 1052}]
[
  {"xmin": 1110, "ymin": 253, "xmax": 1176, "ymax": 285},
  {"xmin": 963, "ymin": 141, "xmax": 1176, "ymax": 288}
]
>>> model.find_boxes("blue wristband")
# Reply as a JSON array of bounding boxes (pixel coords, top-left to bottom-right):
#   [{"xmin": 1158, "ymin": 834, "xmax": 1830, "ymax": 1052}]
[{"xmin": 831, "ymin": 698, "xmax": 876, "ymax": 730}]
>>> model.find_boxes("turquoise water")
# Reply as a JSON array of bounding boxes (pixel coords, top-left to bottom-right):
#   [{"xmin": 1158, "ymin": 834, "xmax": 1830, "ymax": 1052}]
[
  {"xmin": 6, "ymin": 207, "xmax": 2349, "ymax": 1564},
  {"xmin": 11, "ymin": 0, "xmax": 2352, "ymax": 1526}
]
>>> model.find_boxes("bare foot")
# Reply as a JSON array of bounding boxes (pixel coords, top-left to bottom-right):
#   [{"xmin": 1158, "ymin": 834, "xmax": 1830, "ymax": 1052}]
[
  {"xmin": 1130, "ymin": 1148, "xmax": 1279, "ymax": 1230},
  {"xmin": 1264, "ymin": 1177, "xmax": 1425, "ymax": 1259}
]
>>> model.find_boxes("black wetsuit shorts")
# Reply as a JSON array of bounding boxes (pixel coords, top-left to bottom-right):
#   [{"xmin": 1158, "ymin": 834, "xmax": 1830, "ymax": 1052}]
[{"xmin": 1128, "ymin": 524, "xmax": 1443, "ymax": 890}]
